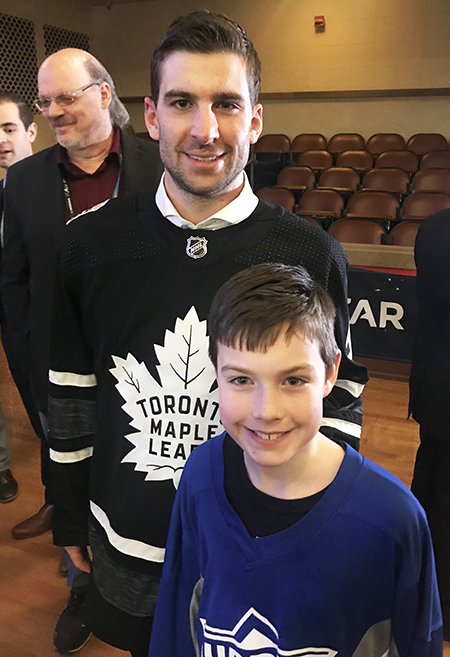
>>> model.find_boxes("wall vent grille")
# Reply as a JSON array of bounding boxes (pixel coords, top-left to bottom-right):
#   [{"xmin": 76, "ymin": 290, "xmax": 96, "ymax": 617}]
[
  {"xmin": 0, "ymin": 13, "xmax": 38, "ymax": 111},
  {"xmin": 43, "ymin": 24, "xmax": 90, "ymax": 57}
]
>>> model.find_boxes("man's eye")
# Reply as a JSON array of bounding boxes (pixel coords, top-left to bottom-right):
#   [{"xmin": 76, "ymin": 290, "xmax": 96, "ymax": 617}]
[
  {"xmin": 56, "ymin": 94, "xmax": 76, "ymax": 106},
  {"xmin": 217, "ymin": 101, "xmax": 238, "ymax": 111},
  {"xmin": 4, "ymin": 127, "xmax": 16, "ymax": 134},
  {"xmin": 172, "ymin": 99, "xmax": 191, "ymax": 109}
]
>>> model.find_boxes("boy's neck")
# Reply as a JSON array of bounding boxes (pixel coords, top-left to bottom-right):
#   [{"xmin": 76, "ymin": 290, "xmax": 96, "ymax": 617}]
[{"xmin": 243, "ymin": 433, "xmax": 345, "ymax": 500}]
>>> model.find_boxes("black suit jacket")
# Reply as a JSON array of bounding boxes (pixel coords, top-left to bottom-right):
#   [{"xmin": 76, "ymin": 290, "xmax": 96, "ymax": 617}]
[
  {"xmin": 409, "ymin": 208, "xmax": 450, "ymax": 437},
  {"xmin": 1, "ymin": 130, "xmax": 163, "ymax": 412}
]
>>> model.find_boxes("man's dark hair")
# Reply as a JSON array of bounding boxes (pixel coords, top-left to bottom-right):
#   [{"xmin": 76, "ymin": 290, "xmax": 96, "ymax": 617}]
[
  {"xmin": 0, "ymin": 90, "xmax": 34, "ymax": 129},
  {"xmin": 208, "ymin": 263, "xmax": 339, "ymax": 373},
  {"xmin": 151, "ymin": 10, "xmax": 261, "ymax": 106}
]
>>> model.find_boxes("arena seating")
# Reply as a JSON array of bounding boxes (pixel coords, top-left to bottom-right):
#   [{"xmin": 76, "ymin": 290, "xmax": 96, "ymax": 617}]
[{"xmin": 250, "ymin": 131, "xmax": 450, "ymax": 244}]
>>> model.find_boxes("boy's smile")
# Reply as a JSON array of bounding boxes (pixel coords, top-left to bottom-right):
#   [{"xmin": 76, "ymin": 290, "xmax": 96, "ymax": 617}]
[{"xmin": 217, "ymin": 331, "xmax": 342, "ymax": 497}]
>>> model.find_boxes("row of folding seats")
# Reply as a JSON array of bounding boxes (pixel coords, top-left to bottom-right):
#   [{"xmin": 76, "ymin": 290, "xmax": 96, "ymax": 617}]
[
  {"xmin": 327, "ymin": 219, "xmax": 420, "ymax": 246},
  {"xmin": 257, "ymin": 186, "xmax": 450, "ymax": 229},
  {"xmin": 255, "ymin": 132, "xmax": 450, "ymax": 157},
  {"xmin": 275, "ymin": 165, "xmax": 450, "ymax": 199},
  {"xmin": 252, "ymin": 133, "xmax": 450, "ymax": 191}
]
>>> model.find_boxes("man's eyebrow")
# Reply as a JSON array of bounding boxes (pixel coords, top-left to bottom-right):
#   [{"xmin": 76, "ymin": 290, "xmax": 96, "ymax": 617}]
[
  {"xmin": 163, "ymin": 90, "xmax": 196, "ymax": 102},
  {"xmin": 0, "ymin": 122, "xmax": 18, "ymax": 129},
  {"xmin": 163, "ymin": 90, "xmax": 246, "ymax": 104}
]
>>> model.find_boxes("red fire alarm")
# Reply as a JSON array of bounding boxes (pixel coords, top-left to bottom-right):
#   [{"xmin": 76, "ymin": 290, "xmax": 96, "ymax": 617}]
[{"xmin": 314, "ymin": 15, "xmax": 325, "ymax": 30}]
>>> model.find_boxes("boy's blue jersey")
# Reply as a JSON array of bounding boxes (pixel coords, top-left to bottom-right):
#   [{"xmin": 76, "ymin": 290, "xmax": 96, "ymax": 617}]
[{"xmin": 149, "ymin": 435, "xmax": 443, "ymax": 657}]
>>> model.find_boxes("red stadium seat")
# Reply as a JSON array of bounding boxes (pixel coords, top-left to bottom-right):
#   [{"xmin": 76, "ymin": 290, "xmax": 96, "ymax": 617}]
[
  {"xmin": 389, "ymin": 222, "xmax": 421, "ymax": 247},
  {"xmin": 366, "ymin": 133, "xmax": 406, "ymax": 155},
  {"xmin": 318, "ymin": 167, "xmax": 360, "ymax": 197},
  {"xmin": 402, "ymin": 192, "xmax": 450, "ymax": 221},
  {"xmin": 336, "ymin": 150, "xmax": 373, "ymax": 173},
  {"xmin": 276, "ymin": 166, "xmax": 315, "ymax": 197},
  {"xmin": 297, "ymin": 150, "xmax": 333, "ymax": 174},
  {"xmin": 296, "ymin": 189, "xmax": 344, "ymax": 220},
  {"xmin": 375, "ymin": 151, "xmax": 419, "ymax": 176},
  {"xmin": 257, "ymin": 187, "xmax": 296, "ymax": 212},
  {"xmin": 420, "ymin": 151, "xmax": 450, "ymax": 170},
  {"xmin": 407, "ymin": 133, "xmax": 447, "ymax": 156},
  {"xmin": 362, "ymin": 168, "xmax": 409, "ymax": 199},
  {"xmin": 328, "ymin": 218, "xmax": 385, "ymax": 245},
  {"xmin": 328, "ymin": 133, "xmax": 365, "ymax": 157},
  {"xmin": 289, "ymin": 134, "xmax": 327, "ymax": 156},
  {"xmin": 412, "ymin": 169, "xmax": 450, "ymax": 194}
]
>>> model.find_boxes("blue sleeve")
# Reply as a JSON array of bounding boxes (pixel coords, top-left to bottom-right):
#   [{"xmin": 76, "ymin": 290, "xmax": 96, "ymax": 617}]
[{"xmin": 393, "ymin": 506, "xmax": 443, "ymax": 657}]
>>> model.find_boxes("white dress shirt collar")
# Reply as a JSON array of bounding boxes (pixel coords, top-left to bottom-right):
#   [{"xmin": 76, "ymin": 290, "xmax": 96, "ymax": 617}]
[{"xmin": 155, "ymin": 171, "xmax": 259, "ymax": 231}]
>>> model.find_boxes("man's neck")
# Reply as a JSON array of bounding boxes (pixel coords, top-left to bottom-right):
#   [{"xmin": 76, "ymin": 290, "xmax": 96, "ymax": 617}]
[
  {"xmin": 66, "ymin": 129, "xmax": 115, "ymax": 174},
  {"xmin": 164, "ymin": 172, "xmax": 245, "ymax": 225}
]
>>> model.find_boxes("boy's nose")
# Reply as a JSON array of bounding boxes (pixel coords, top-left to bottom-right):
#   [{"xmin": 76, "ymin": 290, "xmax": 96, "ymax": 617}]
[{"xmin": 252, "ymin": 387, "xmax": 282, "ymax": 423}]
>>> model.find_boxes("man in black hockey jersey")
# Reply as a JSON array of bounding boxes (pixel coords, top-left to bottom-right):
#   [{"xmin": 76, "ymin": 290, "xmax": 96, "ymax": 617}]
[{"xmin": 47, "ymin": 11, "xmax": 368, "ymax": 657}]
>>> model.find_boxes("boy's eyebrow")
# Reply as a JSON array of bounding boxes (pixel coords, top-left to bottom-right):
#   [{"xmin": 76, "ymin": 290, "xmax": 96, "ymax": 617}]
[{"xmin": 220, "ymin": 364, "xmax": 316, "ymax": 375}]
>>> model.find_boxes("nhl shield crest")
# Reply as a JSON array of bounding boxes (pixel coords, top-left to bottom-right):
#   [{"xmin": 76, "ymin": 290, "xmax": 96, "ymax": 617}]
[{"xmin": 186, "ymin": 236, "xmax": 208, "ymax": 259}]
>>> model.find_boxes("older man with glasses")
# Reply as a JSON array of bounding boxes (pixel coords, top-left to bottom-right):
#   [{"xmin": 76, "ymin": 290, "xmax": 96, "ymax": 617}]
[{"xmin": 1, "ymin": 47, "xmax": 162, "ymax": 654}]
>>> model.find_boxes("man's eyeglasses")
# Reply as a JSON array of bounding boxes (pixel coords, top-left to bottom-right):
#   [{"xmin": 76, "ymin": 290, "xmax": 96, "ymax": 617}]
[{"xmin": 35, "ymin": 82, "xmax": 100, "ymax": 112}]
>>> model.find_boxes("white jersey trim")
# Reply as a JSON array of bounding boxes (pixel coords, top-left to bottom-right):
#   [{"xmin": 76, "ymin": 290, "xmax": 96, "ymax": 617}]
[
  {"xmin": 49, "ymin": 370, "xmax": 97, "ymax": 387},
  {"xmin": 321, "ymin": 418, "xmax": 362, "ymax": 439},
  {"xmin": 50, "ymin": 446, "xmax": 94, "ymax": 463},
  {"xmin": 334, "ymin": 379, "xmax": 365, "ymax": 398},
  {"xmin": 90, "ymin": 501, "xmax": 166, "ymax": 563}
]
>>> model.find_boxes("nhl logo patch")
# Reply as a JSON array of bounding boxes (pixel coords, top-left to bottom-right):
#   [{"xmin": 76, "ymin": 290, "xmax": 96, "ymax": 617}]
[{"xmin": 186, "ymin": 236, "xmax": 208, "ymax": 259}]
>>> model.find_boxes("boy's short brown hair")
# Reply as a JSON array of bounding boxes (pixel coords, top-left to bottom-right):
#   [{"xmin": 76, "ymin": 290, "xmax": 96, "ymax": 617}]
[{"xmin": 208, "ymin": 263, "xmax": 339, "ymax": 372}]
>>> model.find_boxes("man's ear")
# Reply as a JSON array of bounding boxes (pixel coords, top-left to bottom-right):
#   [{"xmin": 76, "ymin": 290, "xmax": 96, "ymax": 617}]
[
  {"xmin": 27, "ymin": 122, "xmax": 37, "ymax": 143},
  {"xmin": 249, "ymin": 103, "xmax": 263, "ymax": 145},
  {"xmin": 323, "ymin": 350, "xmax": 341, "ymax": 398},
  {"xmin": 144, "ymin": 97, "xmax": 159, "ymax": 141},
  {"xmin": 99, "ymin": 82, "xmax": 112, "ymax": 110}
]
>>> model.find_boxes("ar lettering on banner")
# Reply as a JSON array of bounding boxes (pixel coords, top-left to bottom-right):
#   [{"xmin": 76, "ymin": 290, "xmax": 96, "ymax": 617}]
[{"xmin": 349, "ymin": 299, "xmax": 404, "ymax": 330}]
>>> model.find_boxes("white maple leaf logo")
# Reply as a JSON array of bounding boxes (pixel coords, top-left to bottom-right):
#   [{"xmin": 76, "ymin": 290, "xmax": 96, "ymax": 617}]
[{"xmin": 110, "ymin": 306, "xmax": 223, "ymax": 488}]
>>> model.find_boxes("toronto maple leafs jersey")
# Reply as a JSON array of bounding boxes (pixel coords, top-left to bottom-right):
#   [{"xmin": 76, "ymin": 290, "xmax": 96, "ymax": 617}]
[
  {"xmin": 47, "ymin": 192, "xmax": 368, "ymax": 615},
  {"xmin": 149, "ymin": 436, "xmax": 443, "ymax": 657}
]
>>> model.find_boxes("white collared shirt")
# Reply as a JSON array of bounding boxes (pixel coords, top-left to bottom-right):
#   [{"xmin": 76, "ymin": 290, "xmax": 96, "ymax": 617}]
[{"xmin": 155, "ymin": 172, "xmax": 259, "ymax": 231}]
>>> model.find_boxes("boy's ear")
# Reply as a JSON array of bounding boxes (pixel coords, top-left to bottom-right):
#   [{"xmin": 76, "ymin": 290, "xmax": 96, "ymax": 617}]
[{"xmin": 323, "ymin": 350, "xmax": 341, "ymax": 398}]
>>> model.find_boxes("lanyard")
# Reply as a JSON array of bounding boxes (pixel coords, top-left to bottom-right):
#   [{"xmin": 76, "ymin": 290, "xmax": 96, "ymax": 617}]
[{"xmin": 62, "ymin": 155, "xmax": 122, "ymax": 220}]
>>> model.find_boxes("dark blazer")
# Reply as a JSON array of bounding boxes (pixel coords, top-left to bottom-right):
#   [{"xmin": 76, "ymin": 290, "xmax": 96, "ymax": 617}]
[
  {"xmin": 1, "ymin": 131, "xmax": 163, "ymax": 413},
  {"xmin": 409, "ymin": 208, "xmax": 450, "ymax": 437}
]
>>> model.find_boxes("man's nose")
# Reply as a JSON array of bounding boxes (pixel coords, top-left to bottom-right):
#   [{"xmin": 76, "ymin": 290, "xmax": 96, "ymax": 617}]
[
  {"xmin": 46, "ymin": 100, "xmax": 65, "ymax": 118},
  {"xmin": 191, "ymin": 105, "xmax": 219, "ymax": 143}
]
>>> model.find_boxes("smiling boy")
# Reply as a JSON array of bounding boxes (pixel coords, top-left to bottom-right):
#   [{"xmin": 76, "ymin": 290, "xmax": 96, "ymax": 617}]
[{"xmin": 149, "ymin": 263, "xmax": 442, "ymax": 657}]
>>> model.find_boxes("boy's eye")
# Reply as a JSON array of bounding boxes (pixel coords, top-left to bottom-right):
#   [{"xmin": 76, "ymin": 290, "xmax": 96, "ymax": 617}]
[
  {"xmin": 285, "ymin": 376, "xmax": 304, "ymax": 386},
  {"xmin": 231, "ymin": 376, "xmax": 250, "ymax": 386}
]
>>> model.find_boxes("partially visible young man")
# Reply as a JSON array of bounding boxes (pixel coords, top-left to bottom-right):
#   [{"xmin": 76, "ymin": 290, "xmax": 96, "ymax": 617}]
[
  {"xmin": 149, "ymin": 263, "xmax": 442, "ymax": 657},
  {"xmin": 0, "ymin": 90, "xmax": 37, "ymax": 503},
  {"xmin": 47, "ymin": 12, "xmax": 368, "ymax": 656}
]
